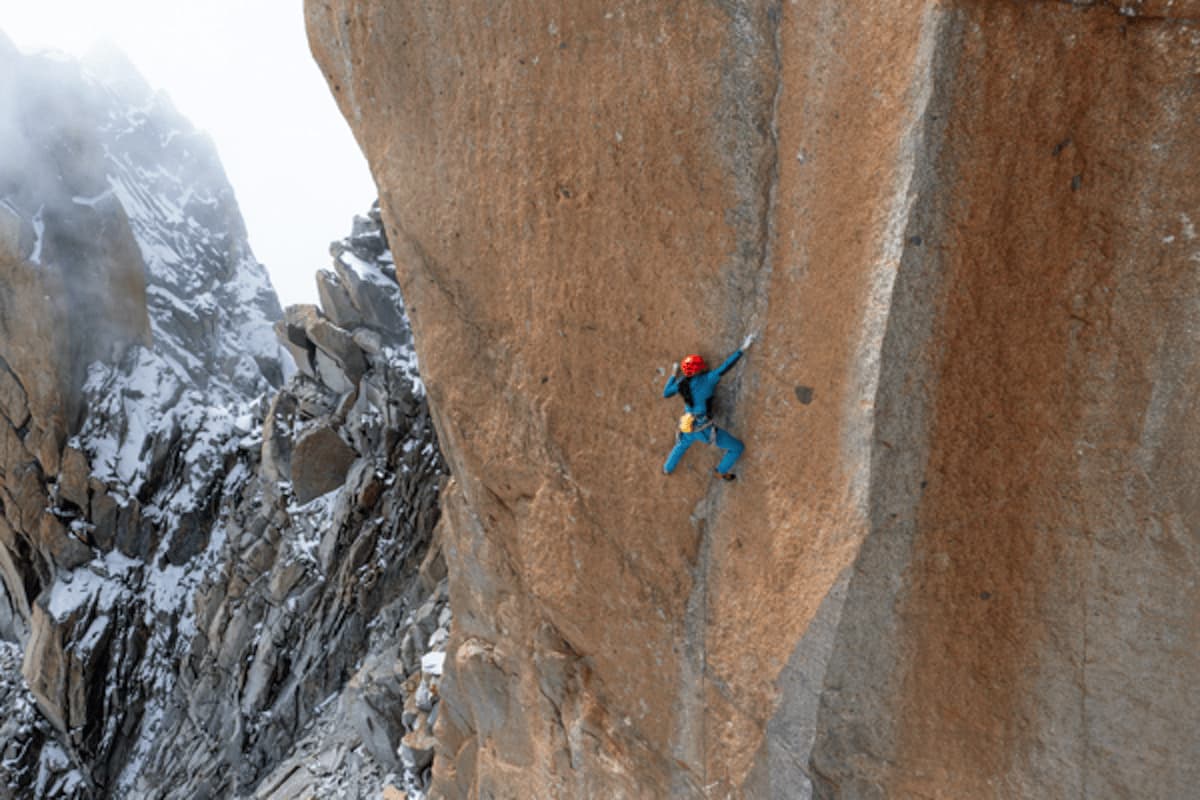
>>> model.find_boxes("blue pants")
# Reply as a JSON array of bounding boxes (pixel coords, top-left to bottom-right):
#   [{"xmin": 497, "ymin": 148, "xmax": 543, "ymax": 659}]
[{"xmin": 663, "ymin": 426, "xmax": 744, "ymax": 475}]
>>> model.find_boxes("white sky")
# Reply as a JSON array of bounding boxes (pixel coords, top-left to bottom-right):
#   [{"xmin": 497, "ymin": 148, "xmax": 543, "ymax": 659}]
[{"xmin": 2, "ymin": 1, "xmax": 377, "ymax": 307}]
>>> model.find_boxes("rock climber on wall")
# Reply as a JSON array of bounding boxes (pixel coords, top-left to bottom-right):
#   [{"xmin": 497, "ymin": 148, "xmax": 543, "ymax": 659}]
[{"xmin": 662, "ymin": 333, "xmax": 756, "ymax": 481}]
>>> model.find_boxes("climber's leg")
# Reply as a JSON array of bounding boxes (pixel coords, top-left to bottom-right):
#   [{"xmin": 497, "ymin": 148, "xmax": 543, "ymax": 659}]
[
  {"xmin": 714, "ymin": 428, "xmax": 744, "ymax": 475},
  {"xmin": 664, "ymin": 433, "xmax": 697, "ymax": 474}
]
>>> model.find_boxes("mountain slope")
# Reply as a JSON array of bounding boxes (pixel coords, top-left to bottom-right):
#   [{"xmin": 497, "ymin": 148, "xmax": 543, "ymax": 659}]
[
  {"xmin": 0, "ymin": 37, "xmax": 286, "ymax": 795},
  {"xmin": 0, "ymin": 40, "xmax": 446, "ymax": 799}
]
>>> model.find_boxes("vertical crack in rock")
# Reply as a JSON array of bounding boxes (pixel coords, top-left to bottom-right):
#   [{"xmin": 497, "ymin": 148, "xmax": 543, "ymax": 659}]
[
  {"xmin": 845, "ymin": 2, "xmax": 947, "ymax": 517},
  {"xmin": 672, "ymin": 3, "xmax": 785, "ymax": 793},
  {"xmin": 756, "ymin": 1, "xmax": 784, "ymax": 331},
  {"xmin": 675, "ymin": 504, "xmax": 712, "ymax": 796},
  {"xmin": 808, "ymin": 5, "xmax": 962, "ymax": 797},
  {"xmin": 736, "ymin": 0, "xmax": 784, "ymax": 343},
  {"xmin": 711, "ymin": 0, "xmax": 784, "ymax": 344}
]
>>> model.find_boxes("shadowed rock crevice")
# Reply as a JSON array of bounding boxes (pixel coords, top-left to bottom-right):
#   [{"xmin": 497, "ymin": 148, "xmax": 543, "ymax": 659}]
[{"xmin": 673, "ymin": 5, "xmax": 786, "ymax": 790}]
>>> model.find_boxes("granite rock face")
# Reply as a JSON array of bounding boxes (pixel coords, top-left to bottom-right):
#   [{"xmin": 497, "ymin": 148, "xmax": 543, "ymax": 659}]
[{"xmin": 308, "ymin": 2, "xmax": 1200, "ymax": 797}]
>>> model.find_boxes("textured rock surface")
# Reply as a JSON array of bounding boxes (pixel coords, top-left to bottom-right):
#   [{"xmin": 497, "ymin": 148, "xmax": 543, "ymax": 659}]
[
  {"xmin": 252, "ymin": 571, "xmax": 452, "ymax": 800},
  {"xmin": 309, "ymin": 1, "xmax": 1200, "ymax": 798},
  {"xmin": 809, "ymin": 6, "xmax": 1200, "ymax": 799},
  {"xmin": 0, "ymin": 640, "xmax": 85, "ymax": 799}
]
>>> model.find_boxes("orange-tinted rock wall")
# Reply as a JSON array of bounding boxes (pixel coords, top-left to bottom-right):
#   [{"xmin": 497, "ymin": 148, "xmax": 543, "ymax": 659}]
[
  {"xmin": 814, "ymin": 4, "xmax": 1200, "ymax": 798},
  {"xmin": 308, "ymin": 1, "xmax": 1200, "ymax": 797}
]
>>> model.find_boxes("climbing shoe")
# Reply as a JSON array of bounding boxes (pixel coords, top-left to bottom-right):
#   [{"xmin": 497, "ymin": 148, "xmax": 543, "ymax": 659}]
[{"xmin": 714, "ymin": 470, "xmax": 736, "ymax": 482}]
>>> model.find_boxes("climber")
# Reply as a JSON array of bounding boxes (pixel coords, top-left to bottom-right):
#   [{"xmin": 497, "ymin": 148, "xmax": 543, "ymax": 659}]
[{"xmin": 662, "ymin": 333, "xmax": 755, "ymax": 481}]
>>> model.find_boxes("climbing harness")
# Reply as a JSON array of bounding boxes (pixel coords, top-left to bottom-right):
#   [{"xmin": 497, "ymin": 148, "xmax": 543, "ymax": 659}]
[{"xmin": 679, "ymin": 413, "xmax": 714, "ymax": 435}]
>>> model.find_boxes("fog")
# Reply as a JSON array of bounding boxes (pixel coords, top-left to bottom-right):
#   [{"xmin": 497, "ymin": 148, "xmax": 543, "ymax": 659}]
[{"xmin": 1, "ymin": 2, "xmax": 376, "ymax": 307}]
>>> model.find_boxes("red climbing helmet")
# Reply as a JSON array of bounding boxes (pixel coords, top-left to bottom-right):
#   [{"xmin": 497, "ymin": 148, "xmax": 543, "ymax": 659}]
[{"xmin": 680, "ymin": 354, "xmax": 707, "ymax": 377}]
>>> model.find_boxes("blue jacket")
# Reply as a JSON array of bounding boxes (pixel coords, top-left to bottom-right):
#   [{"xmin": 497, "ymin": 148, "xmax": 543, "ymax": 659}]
[{"xmin": 663, "ymin": 350, "xmax": 743, "ymax": 417}]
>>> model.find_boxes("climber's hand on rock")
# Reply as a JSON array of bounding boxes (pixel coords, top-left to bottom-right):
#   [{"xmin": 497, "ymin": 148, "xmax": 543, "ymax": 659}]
[
  {"xmin": 741, "ymin": 332, "xmax": 757, "ymax": 351},
  {"xmin": 671, "ymin": 362, "xmax": 680, "ymax": 377}
]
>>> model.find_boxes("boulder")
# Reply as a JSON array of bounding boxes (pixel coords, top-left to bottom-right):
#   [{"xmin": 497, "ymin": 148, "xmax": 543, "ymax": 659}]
[
  {"xmin": 289, "ymin": 426, "xmax": 357, "ymax": 504},
  {"xmin": 346, "ymin": 649, "xmax": 407, "ymax": 769},
  {"xmin": 273, "ymin": 320, "xmax": 314, "ymax": 379},
  {"xmin": 332, "ymin": 255, "xmax": 407, "ymax": 338},
  {"xmin": 307, "ymin": 318, "xmax": 367, "ymax": 387},
  {"xmin": 316, "ymin": 270, "xmax": 363, "ymax": 330},
  {"xmin": 291, "ymin": 376, "xmax": 338, "ymax": 420},
  {"xmin": 348, "ymin": 212, "xmax": 387, "ymax": 255},
  {"xmin": 113, "ymin": 499, "xmax": 151, "ymax": 561},
  {"xmin": 58, "ymin": 447, "xmax": 90, "ymax": 511},
  {"xmin": 2, "ymin": 461, "xmax": 44, "ymax": 534},
  {"xmin": 351, "ymin": 327, "xmax": 383, "ymax": 356},
  {"xmin": 0, "ymin": 419, "xmax": 30, "ymax": 477},
  {"xmin": 37, "ymin": 515, "xmax": 91, "ymax": 572},
  {"xmin": 23, "ymin": 585, "xmax": 118, "ymax": 742},
  {"xmin": 276, "ymin": 305, "xmax": 324, "ymax": 380},
  {"xmin": 331, "ymin": 385, "xmax": 359, "ymax": 427},
  {"xmin": 88, "ymin": 486, "xmax": 118, "ymax": 552},
  {"xmin": 399, "ymin": 728, "xmax": 436, "ymax": 772},
  {"xmin": 284, "ymin": 304, "xmax": 321, "ymax": 332},
  {"xmin": 313, "ymin": 349, "xmax": 354, "ymax": 395}
]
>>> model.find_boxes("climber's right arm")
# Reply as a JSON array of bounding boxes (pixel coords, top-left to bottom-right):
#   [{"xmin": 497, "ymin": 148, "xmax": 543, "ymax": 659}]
[{"xmin": 715, "ymin": 350, "xmax": 744, "ymax": 377}]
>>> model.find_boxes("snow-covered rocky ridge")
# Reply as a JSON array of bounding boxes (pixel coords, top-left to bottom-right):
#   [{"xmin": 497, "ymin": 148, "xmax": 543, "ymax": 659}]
[
  {"xmin": 125, "ymin": 206, "xmax": 445, "ymax": 800},
  {"xmin": 72, "ymin": 38, "xmax": 285, "ymax": 518},
  {"xmin": 0, "ymin": 34, "xmax": 284, "ymax": 796},
  {"xmin": 0, "ymin": 38, "xmax": 445, "ymax": 799}
]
